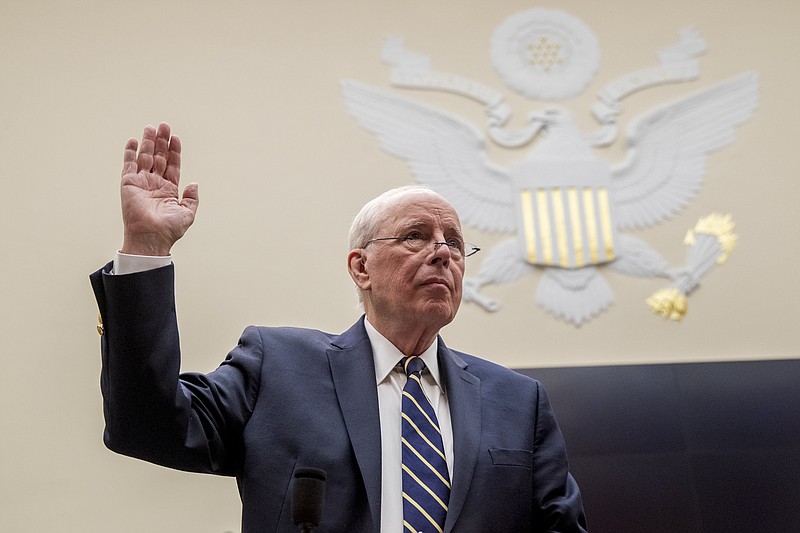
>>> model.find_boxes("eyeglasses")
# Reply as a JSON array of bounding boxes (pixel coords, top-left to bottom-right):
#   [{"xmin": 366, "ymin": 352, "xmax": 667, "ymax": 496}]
[{"xmin": 364, "ymin": 234, "xmax": 481, "ymax": 259}]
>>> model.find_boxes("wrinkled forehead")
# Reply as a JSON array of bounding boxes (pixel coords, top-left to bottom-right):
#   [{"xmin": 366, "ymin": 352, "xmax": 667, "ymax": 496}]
[{"xmin": 379, "ymin": 192, "xmax": 462, "ymax": 234}]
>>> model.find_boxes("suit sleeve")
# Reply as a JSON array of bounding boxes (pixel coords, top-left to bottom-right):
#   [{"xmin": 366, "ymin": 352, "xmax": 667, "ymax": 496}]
[
  {"xmin": 90, "ymin": 262, "xmax": 262, "ymax": 475},
  {"xmin": 532, "ymin": 382, "xmax": 589, "ymax": 532}
]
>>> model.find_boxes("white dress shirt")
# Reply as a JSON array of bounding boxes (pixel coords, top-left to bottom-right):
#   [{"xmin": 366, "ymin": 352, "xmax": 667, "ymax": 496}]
[
  {"xmin": 112, "ymin": 252, "xmax": 455, "ymax": 532},
  {"xmin": 364, "ymin": 319, "xmax": 454, "ymax": 533}
]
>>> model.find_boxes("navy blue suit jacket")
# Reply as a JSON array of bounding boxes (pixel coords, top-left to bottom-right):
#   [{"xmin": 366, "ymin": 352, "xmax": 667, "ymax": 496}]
[{"xmin": 91, "ymin": 262, "xmax": 587, "ymax": 532}]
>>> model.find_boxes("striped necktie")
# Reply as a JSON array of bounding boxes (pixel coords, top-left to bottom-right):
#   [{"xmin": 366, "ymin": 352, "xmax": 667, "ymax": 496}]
[{"xmin": 401, "ymin": 356, "xmax": 450, "ymax": 533}]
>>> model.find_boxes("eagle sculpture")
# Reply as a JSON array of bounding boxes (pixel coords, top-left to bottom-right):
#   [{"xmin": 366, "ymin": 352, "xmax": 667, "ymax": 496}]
[{"xmin": 341, "ymin": 13, "xmax": 758, "ymax": 325}]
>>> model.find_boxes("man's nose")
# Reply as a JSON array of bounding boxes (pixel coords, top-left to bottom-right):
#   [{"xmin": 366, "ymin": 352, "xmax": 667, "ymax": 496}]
[{"xmin": 429, "ymin": 240, "xmax": 452, "ymax": 265}]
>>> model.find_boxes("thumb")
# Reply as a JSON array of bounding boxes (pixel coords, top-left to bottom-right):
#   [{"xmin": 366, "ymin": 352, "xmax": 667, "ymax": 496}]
[{"xmin": 181, "ymin": 182, "xmax": 200, "ymax": 214}]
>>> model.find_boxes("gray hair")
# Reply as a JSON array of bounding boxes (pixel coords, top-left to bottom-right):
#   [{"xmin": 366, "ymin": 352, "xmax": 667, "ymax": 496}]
[{"xmin": 348, "ymin": 184, "xmax": 442, "ymax": 251}]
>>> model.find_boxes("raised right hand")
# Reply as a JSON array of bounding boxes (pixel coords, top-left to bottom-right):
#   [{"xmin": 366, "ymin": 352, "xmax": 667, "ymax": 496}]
[{"xmin": 120, "ymin": 123, "xmax": 199, "ymax": 256}]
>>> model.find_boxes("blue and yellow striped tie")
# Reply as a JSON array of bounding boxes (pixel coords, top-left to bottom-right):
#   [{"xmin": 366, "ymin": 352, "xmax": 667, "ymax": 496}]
[{"xmin": 401, "ymin": 356, "xmax": 450, "ymax": 533}]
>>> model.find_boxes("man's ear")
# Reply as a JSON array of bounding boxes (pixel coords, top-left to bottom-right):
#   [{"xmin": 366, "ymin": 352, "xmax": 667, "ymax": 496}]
[{"xmin": 347, "ymin": 249, "xmax": 371, "ymax": 291}]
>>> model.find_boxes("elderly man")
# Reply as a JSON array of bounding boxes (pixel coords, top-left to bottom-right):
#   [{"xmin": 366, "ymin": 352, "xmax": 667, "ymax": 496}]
[{"xmin": 90, "ymin": 123, "xmax": 587, "ymax": 532}]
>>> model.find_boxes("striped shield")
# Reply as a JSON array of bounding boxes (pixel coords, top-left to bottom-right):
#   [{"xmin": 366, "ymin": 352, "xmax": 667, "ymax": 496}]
[{"xmin": 511, "ymin": 158, "xmax": 616, "ymax": 268}]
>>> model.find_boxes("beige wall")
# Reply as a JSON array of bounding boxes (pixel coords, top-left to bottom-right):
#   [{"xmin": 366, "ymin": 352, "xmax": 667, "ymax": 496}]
[{"xmin": 1, "ymin": 0, "xmax": 797, "ymax": 530}]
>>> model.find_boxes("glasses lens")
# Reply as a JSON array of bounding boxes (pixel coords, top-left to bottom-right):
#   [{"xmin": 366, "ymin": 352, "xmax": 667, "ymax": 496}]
[
  {"xmin": 404, "ymin": 236, "xmax": 426, "ymax": 253},
  {"xmin": 391, "ymin": 237, "xmax": 478, "ymax": 258},
  {"xmin": 441, "ymin": 241, "xmax": 465, "ymax": 258}
]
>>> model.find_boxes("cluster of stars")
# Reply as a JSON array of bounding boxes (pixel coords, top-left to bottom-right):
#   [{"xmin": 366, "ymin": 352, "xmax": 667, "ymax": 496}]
[{"xmin": 527, "ymin": 36, "xmax": 564, "ymax": 72}]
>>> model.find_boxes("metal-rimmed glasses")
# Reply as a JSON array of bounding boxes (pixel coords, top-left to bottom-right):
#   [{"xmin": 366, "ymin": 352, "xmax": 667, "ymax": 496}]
[{"xmin": 363, "ymin": 235, "xmax": 481, "ymax": 259}]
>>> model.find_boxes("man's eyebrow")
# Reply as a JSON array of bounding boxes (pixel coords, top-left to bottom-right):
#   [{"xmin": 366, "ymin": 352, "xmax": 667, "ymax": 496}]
[{"xmin": 444, "ymin": 223, "xmax": 464, "ymax": 238}]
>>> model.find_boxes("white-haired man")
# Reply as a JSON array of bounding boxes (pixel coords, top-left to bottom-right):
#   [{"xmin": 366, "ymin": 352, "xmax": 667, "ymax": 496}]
[{"xmin": 91, "ymin": 123, "xmax": 587, "ymax": 532}]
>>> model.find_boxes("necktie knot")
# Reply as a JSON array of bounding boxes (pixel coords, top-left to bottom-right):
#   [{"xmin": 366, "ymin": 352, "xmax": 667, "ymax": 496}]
[{"xmin": 402, "ymin": 355, "xmax": 426, "ymax": 377}]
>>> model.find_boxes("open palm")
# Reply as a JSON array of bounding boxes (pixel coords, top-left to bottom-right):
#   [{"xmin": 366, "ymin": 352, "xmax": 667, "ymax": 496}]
[{"xmin": 120, "ymin": 123, "xmax": 199, "ymax": 256}]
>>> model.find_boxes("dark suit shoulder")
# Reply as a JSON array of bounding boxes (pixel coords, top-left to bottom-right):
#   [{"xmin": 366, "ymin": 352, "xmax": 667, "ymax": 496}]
[
  {"xmin": 243, "ymin": 316, "xmax": 368, "ymax": 353},
  {"xmin": 451, "ymin": 348, "xmax": 540, "ymax": 386},
  {"xmin": 240, "ymin": 325, "xmax": 337, "ymax": 357},
  {"xmin": 241, "ymin": 319, "xmax": 371, "ymax": 360},
  {"xmin": 248, "ymin": 324, "xmax": 337, "ymax": 343}
]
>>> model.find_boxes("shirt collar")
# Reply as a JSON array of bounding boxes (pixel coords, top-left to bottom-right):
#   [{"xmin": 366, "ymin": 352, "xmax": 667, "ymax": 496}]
[{"xmin": 364, "ymin": 318, "xmax": 442, "ymax": 390}]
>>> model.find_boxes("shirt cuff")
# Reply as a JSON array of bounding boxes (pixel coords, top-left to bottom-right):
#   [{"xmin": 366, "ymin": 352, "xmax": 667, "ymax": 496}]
[{"xmin": 113, "ymin": 251, "xmax": 172, "ymax": 275}]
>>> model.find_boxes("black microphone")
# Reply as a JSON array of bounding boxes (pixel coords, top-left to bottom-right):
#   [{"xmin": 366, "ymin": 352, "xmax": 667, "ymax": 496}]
[{"xmin": 292, "ymin": 467, "xmax": 327, "ymax": 533}]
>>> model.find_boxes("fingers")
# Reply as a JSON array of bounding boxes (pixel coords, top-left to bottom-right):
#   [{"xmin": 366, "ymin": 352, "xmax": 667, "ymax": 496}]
[
  {"xmin": 121, "ymin": 137, "xmax": 138, "ymax": 177},
  {"xmin": 136, "ymin": 124, "xmax": 157, "ymax": 173},
  {"xmin": 164, "ymin": 135, "xmax": 182, "ymax": 186},
  {"xmin": 152, "ymin": 122, "xmax": 171, "ymax": 176},
  {"xmin": 129, "ymin": 123, "xmax": 178, "ymax": 180}
]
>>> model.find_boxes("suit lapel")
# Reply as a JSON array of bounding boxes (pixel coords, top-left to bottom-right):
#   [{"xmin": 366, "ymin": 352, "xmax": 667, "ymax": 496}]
[
  {"xmin": 326, "ymin": 322, "xmax": 482, "ymax": 533},
  {"xmin": 327, "ymin": 318, "xmax": 382, "ymax": 533},
  {"xmin": 438, "ymin": 340, "xmax": 481, "ymax": 533}
]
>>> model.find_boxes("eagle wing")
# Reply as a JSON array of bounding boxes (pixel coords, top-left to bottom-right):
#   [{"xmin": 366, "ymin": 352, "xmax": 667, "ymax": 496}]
[
  {"xmin": 341, "ymin": 79, "xmax": 515, "ymax": 233},
  {"xmin": 611, "ymin": 72, "xmax": 759, "ymax": 230}
]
